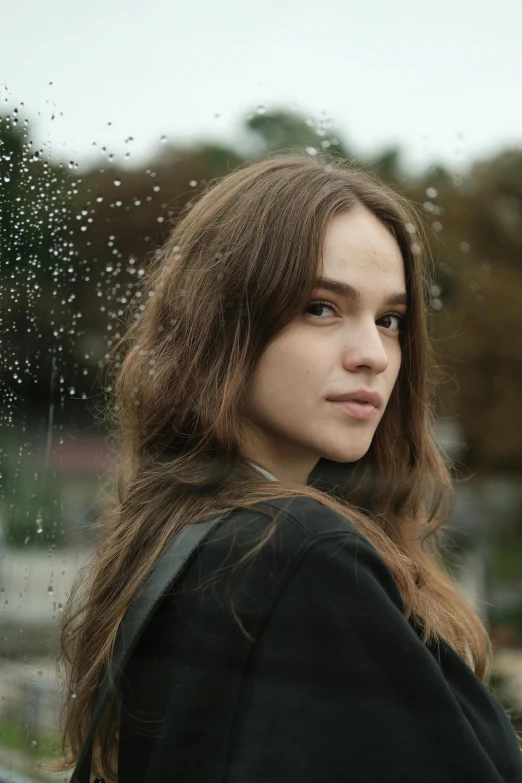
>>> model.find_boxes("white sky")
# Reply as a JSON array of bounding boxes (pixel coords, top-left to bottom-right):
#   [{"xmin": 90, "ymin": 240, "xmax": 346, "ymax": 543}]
[{"xmin": 1, "ymin": 0, "xmax": 521, "ymax": 174}]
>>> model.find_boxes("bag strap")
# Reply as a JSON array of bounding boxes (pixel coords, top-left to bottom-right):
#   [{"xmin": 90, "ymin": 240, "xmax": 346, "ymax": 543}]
[{"xmin": 70, "ymin": 512, "xmax": 230, "ymax": 783}]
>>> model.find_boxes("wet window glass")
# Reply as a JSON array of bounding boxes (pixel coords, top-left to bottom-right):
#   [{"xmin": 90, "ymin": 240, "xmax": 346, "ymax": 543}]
[{"xmin": 1, "ymin": 2, "xmax": 522, "ymax": 778}]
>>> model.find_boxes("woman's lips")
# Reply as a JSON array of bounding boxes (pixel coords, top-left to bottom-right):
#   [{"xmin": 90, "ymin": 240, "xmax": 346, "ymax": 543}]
[{"xmin": 328, "ymin": 400, "xmax": 378, "ymax": 421}]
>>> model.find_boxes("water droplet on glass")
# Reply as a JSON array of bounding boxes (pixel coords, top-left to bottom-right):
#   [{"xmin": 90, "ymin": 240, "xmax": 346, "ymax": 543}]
[
  {"xmin": 305, "ymin": 147, "xmax": 318, "ymax": 156},
  {"xmin": 36, "ymin": 511, "xmax": 43, "ymax": 534},
  {"xmin": 113, "ymin": 180, "xmax": 121, "ymax": 187},
  {"xmin": 189, "ymin": 180, "xmax": 197, "ymax": 187},
  {"xmin": 426, "ymin": 187, "xmax": 438, "ymax": 198},
  {"xmin": 460, "ymin": 242, "xmax": 470, "ymax": 253},
  {"xmin": 48, "ymin": 585, "xmax": 54, "ymax": 595}
]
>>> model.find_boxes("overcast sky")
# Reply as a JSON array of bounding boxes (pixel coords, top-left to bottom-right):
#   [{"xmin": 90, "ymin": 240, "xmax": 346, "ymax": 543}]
[{"xmin": 1, "ymin": 0, "xmax": 520, "ymax": 174}]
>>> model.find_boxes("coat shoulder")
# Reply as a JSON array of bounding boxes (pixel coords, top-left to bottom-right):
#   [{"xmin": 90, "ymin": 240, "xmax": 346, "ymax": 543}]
[
  {"xmin": 210, "ymin": 494, "xmax": 365, "ymax": 555},
  {"xmin": 193, "ymin": 495, "xmax": 374, "ymax": 616}
]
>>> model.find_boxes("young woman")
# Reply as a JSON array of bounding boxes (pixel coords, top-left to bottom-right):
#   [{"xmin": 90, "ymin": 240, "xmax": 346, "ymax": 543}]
[{"xmin": 58, "ymin": 154, "xmax": 522, "ymax": 782}]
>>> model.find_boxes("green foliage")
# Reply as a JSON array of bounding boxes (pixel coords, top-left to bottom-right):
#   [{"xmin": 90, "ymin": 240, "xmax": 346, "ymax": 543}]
[
  {"xmin": 489, "ymin": 535, "xmax": 522, "ymax": 582},
  {"xmin": 245, "ymin": 110, "xmax": 341, "ymax": 155},
  {"xmin": 0, "ymin": 716, "xmax": 60, "ymax": 781},
  {"xmin": 2, "ymin": 480, "xmax": 66, "ymax": 548},
  {"xmin": 0, "ymin": 114, "xmax": 80, "ymax": 418}
]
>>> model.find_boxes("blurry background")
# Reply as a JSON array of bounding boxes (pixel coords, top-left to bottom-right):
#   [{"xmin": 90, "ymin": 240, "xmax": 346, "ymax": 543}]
[{"xmin": 1, "ymin": 0, "xmax": 522, "ymax": 778}]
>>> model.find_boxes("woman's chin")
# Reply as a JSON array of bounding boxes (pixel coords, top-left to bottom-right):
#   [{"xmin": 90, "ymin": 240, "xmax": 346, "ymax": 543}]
[{"xmin": 318, "ymin": 436, "xmax": 372, "ymax": 465}]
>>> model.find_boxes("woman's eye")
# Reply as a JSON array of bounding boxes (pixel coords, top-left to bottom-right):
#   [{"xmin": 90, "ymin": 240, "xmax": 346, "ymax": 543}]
[
  {"xmin": 379, "ymin": 313, "xmax": 404, "ymax": 331},
  {"xmin": 305, "ymin": 300, "xmax": 336, "ymax": 318}
]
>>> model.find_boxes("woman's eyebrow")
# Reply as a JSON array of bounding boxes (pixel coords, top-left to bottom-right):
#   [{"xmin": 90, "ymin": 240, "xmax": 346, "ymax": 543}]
[{"xmin": 314, "ymin": 276, "xmax": 408, "ymax": 307}]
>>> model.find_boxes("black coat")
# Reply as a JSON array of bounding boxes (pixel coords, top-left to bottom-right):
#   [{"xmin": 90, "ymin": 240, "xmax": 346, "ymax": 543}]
[{"xmin": 118, "ymin": 496, "xmax": 522, "ymax": 782}]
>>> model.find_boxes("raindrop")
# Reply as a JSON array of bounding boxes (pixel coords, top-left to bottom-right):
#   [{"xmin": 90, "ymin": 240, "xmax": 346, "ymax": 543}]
[
  {"xmin": 36, "ymin": 510, "xmax": 43, "ymax": 534},
  {"xmin": 48, "ymin": 585, "xmax": 54, "ymax": 595},
  {"xmin": 460, "ymin": 242, "xmax": 470, "ymax": 253},
  {"xmin": 113, "ymin": 180, "xmax": 121, "ymax": 187},
  {"xmin": 189, "ymin": 180, "xmax": 197, "ymax": 187},
  {"xmin": 256, "ymin": 105, "xmax": 266, "ymax": 114},
  {"xmin": 305, "ymin": 147, "xmax": 318, "ymax": 156},
  {"xmin": 431, "ymin": 298, "xmax": 443, "ymax": 311},
  {"xmin": 426, "ymin": 187, "xmax": 438, "ymax": 198},
  {"xmin": 96, "ymin": 196, "xmax": 103, "ymax": 202},
  {"xmin": 160, "ymin": 135, "xmax": 167, "ymax": 143}
]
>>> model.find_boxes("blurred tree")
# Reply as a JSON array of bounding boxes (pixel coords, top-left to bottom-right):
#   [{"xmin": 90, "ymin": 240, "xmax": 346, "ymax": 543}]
[
  {"xmin": 0, "ymin": 113, "xmax": 76, "ymax": 418},
  {"xmin": 400, "ymin": 149, "xmax": 522, "ymax": 471},
  {"xmin": 366, "ymin": 146, "xmax": 407, "ymax": 183},
  {"xmin": 244, "ymin": 109, "xmax": 351, "ymax": 159}
]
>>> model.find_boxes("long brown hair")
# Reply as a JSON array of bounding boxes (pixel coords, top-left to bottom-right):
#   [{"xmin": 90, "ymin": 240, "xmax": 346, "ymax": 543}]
[{"xmin": 57, "ymin": 153, "xmax": 494, "ymax": 781}]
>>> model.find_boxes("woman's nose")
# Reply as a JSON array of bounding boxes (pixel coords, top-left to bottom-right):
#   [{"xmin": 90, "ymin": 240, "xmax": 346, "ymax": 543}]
[{"xmin": 340, "ymin": 321, "xmax": 389, "ymax": 374}]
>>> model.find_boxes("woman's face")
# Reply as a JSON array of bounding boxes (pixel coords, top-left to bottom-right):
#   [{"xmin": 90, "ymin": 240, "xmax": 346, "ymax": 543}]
[{"xmin": 241, "ymin": 206, "xmax": 407, "ymax": 484}]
